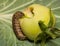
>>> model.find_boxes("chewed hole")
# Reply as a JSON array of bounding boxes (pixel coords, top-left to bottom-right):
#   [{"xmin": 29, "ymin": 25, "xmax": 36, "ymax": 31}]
[{"xmin": 30, "ymin": 7, "xmax": 34, "ymax": 16}]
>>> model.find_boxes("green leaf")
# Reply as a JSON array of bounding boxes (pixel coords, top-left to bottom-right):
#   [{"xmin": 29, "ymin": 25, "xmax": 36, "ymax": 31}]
[{"xmin": 0, "ymin": 0, "xmax": 60, "ymax": 46}]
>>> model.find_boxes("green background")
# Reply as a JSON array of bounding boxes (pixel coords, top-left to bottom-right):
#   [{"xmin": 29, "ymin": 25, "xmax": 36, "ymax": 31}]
[{"xmin": 0, "ymin": 0, "xmax": 60, "ymax": 46}]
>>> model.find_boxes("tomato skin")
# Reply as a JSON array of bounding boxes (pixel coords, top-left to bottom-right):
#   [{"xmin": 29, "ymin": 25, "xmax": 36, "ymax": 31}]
[{"xmin": 19, "ymin": 4, "xmax": 55, "ymax": 41}]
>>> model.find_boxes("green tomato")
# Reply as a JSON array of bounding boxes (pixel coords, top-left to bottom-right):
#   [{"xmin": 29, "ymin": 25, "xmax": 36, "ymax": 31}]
[{"xmin": 19, "ymin": 4, "xmax": 55, "ymax": 41}]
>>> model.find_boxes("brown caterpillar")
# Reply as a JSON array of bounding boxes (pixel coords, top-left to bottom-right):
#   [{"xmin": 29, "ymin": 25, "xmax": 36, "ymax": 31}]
[{"xmin": 12, "ymin": 11, "xmax": 26, "ymax": 40}]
